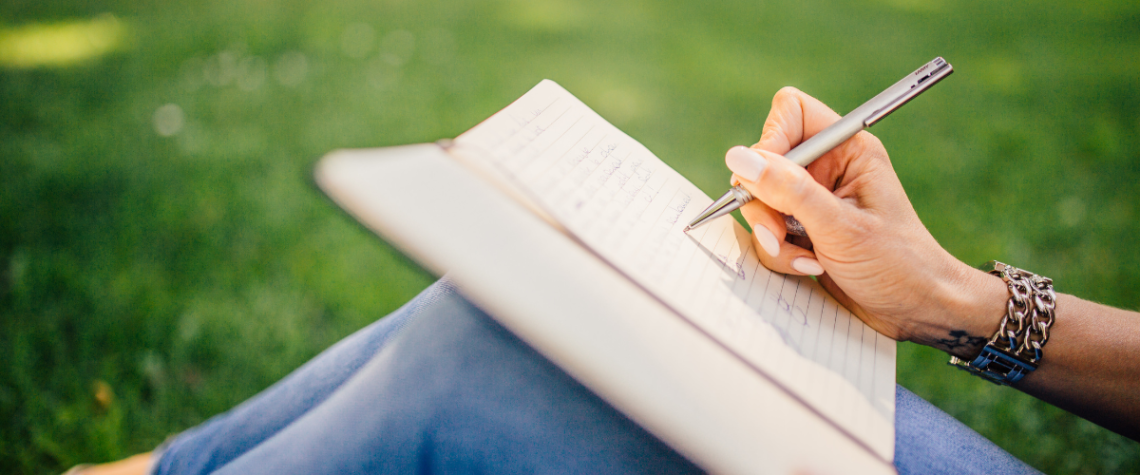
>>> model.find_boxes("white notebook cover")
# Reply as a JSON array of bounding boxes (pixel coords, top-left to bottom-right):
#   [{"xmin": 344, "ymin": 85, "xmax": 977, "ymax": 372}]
[{"xmin": 315, "ymin": 143, "xmax": 896, "ymax": 475}]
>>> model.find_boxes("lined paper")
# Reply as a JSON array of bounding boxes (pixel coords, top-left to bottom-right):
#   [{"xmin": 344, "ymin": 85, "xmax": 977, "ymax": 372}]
[{"xmin": 453, "ymin": 80, "xmax": 895, "ymax": 460}]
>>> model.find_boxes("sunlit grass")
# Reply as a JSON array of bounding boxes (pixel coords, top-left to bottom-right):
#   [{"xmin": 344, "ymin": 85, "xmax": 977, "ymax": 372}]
[
  {"xmin": 0, "ymin": 14, "xmax": 126, "ymax": 68},
  {"xmin": 0, "ymin": 0, "xmax": 1137, "ymax": 473}
]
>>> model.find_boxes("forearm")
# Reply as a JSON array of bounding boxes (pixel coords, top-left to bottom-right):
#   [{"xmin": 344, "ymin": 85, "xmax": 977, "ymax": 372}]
[
  {"xmin": 916, "ymin": 266, "xmax": 1140, "ymax": 440},
  {"xmin": 1017, "ymin": 294, "xmax": 1140, "ymax": 439},
  {"xmin": 733, "ymin": 85, "xmax": 1140, "ymax": 441}
]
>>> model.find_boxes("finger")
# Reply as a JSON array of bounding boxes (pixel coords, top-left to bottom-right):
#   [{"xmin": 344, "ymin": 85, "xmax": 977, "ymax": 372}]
[
  {"xmin": 739, "ymin": 199, "xmax": 827, "ymax": 277},
  {"xmin": 755, "ymin": 87, "xmax": 843, "ymax": 155},
  {"xmin": 733, "ymin": 185, "xmax": 824, "ymax": 276},
  {"xmin": 726, "ymin": 146, "xmax": 846, "ymax": 239},
  {"xmin": 758, "ymin": 232, "xmax": 826, "ymax": 276},
  {"xmin": 745, "ymin": 226, "xmax": 824, "ymax": 277},
  {"xmin": 736, "ymin": 191, "xmax": 785, "ymax": 258},
  {"xmin": 753, "ymin": 87, "xmax": 856, "ymax": 195}
]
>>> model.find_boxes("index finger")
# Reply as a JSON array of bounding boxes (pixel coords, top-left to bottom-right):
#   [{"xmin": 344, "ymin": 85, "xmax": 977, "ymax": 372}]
[{"xmin": 756, "ymin": 87, "xmax": 843, "ymax": 156}]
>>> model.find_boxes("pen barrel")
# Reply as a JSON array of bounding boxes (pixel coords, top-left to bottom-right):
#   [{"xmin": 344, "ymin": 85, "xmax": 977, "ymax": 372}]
[
  {"xmin": 687, "ymin": 57, "xmax": 952, "ymax": 232},
  {"xmin": 782, "ymin": 57, "xmax": 952, "ymax": 169},
  {"xmin": 783, "ymin": 114, "xmax": 867, "ymax": 167}
]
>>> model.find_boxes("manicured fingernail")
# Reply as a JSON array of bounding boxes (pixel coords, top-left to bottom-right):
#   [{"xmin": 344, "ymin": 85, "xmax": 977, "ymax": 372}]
[
  {"xmin": 753, "ymin": 225, "xmax": 780, "ymax": 257},
  {"xmin": 792, "ymin": 257, "xmax": 824, "ymax": 276},
  {"xmin": 725, "ymin": 146, "xmax": 766, "ymax": 182}
]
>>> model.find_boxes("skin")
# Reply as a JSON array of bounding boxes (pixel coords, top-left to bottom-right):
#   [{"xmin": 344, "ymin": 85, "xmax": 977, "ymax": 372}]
[
  {"xmin": 78, "ymin": 88, "xmax": 1137, "ymax": 474},
  {"xmin": 728, "ymin": 87, "xmax": 1140, "ymax": 441}
]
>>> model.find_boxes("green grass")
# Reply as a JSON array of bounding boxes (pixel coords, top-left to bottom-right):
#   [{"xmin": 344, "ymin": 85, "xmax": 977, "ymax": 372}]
[{"xmin": 2, "ymin": 0, "xmax": 1138, "ymax": 473}]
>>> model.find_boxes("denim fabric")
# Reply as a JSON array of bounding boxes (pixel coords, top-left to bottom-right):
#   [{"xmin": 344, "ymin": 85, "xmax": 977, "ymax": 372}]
[
  {"xmin": 895, "ymin": 387, "xmax": 1041, "ymax": 474},
  {"xmin": 151, "ymin": 279, "xmax": 454, "ymax": 475},
  {"xmin": 154, "ymin": 280, "xmax": 1040, "ymax": 474}
]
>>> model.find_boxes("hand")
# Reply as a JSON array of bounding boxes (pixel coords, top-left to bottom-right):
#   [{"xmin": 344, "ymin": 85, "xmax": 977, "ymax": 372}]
[
  {"xmin": 727, "ymin": 87, "xmax": 1004, "ymax": 348},
  {"xmin": 728, "ymin": 88, "xmax": 1140, "ymax": 439}
]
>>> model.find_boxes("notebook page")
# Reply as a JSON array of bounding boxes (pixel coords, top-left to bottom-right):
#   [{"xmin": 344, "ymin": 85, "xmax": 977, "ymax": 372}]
[{"xmin": 453, "ymin": 80, "xmax": 896, "ymax": 460}]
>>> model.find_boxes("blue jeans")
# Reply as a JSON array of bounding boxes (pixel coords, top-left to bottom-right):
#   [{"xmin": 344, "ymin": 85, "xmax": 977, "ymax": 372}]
[{"xmin": 152, "ymin": 279, "xmax": 1040, "ymax": 474}]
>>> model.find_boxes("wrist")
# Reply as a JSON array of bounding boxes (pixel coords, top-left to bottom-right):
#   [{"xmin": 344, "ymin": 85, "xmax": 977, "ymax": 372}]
[{"xmin": 913, "ymin": 259, "xmax": 1009, "ymax": 359}]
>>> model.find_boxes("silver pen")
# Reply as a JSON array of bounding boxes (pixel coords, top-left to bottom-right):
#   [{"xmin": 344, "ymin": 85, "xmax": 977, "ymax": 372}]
[{"xmin": 684, "ymin": 56, "xmax": 953, "ymax": 234}]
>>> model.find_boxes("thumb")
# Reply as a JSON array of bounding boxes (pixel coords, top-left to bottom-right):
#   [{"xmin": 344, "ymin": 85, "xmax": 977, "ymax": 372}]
[{"xmin": 725, "ymin": 146, "xmax": 845, "ymax": 234}]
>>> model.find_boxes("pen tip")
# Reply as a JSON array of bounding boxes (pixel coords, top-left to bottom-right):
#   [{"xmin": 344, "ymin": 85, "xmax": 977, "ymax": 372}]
[{"xmin": 682, "ymin": 225, "xmax": 692, "ymax": 233}]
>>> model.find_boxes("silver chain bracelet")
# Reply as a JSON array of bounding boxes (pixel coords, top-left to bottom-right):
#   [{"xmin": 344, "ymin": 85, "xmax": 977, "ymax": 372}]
[{"xmin": 949, "ymin": 261, "xmax": 1056, "ymax": 385}]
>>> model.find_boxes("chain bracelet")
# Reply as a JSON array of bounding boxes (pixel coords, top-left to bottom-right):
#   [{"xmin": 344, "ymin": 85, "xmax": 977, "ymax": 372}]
[
  {"xmin": 949, "ymin": 261, "xmax": 1056, "ymax": 385},
  {"xmin": 1023, "ymin": 273, "xmax": 1056, "ymax": 361},
  {"xmin": 991, "ymin": 262, "xmax": 1055, "ymax": 363}
]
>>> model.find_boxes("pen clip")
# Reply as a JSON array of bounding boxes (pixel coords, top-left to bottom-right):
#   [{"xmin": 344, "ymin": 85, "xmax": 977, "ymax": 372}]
[{"xmin": 864, "ymin": 57, "xmax": 953, "ymax": 126}]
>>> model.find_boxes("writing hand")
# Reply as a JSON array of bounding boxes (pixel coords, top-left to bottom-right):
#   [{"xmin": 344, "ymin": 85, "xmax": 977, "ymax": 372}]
[
  {"xmin": 726, "ymin": 87, "xmax": 1001, "ymax": 345},
  {"xmin": 729, "ymin": 87, "xmax": 1140, "ymax": 441}
]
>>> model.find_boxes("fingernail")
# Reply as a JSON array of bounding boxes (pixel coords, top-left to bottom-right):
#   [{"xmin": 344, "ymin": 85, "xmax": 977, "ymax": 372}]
[
  {"xmin": 753, "ymin": 225, "xmax": 780, "ymax": 257},
  {"xmin": 725, "ymin": 146, "xmax": 767, "ymax": 182},
  {"xmin": 792, "ymin": 257, "xmax": 824, "ymax": 276}
]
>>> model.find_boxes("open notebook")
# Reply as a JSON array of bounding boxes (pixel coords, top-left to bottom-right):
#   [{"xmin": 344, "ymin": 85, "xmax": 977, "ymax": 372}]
[{"xmin": 315, "ymin": 80, "xmax": 897, "ymax": 474}]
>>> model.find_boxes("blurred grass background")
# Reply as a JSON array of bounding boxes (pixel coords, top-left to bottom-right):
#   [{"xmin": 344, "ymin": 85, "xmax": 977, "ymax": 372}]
[{"xmin": 1, "ymin": 0, "xmax": 1138, "ymax": 472}]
